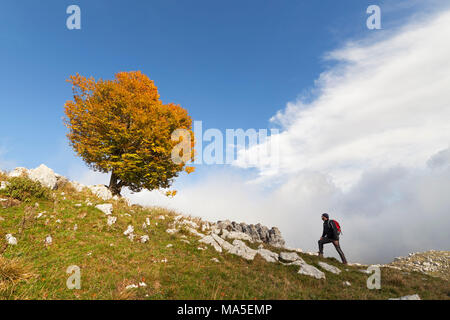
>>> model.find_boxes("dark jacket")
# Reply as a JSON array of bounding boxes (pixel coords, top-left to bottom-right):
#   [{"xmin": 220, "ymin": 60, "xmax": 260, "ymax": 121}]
[{"xmin": 322, "ymin": 219, "xmax": 338, "ymax": 240}]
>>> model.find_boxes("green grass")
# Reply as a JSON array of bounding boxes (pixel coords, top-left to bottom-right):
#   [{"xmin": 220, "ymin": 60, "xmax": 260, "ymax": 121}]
[{"xmin": 0, "ymin": 178, "xmax": 449, "ymax": 300}]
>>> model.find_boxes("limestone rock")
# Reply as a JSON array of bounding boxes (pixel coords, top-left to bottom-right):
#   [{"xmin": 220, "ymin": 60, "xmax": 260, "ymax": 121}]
[
  {"xmin": 389, "ymin": 294, "xmax": 421, "ymax": 300},
  {"xmin": 28, "ymin": 164, "xmax": 58, "ymax": 189},
  {"xmin": 123, "ymin": 225, "xmax": 134, "ymax": 236},
  {"xmin": 107, "ymin": 216, "xmax": 117, "ymax": 226},
  {"xmin": 298, "ymin": 263, "xmax": 326, "ymax": 280},
  {"xmin": 257, "ymin": 248, "xmax": 279, "ymax": 263},
  {"xmin": 215, "ymin": 220, "xmax": 285, "ymax": 247},
  {"xmin": 8, "ymin": 167, "xmax": 29, "ymax": 178},
  {"xmin": 45, "ymin": 235, "xmax": 53, "ymax": 245},
  {"xmin": 88, "ymin": 185, "xmax": 113, "ymax": 201},
  {"xmin": 70, "ymin": 181, "xmax": 86, "ymax": 192},
  {"xmin": 0, "ymin": 181, "xmax": 8, "ymax": 190},
  {"xmin": 223, "ymin": 231, "xmax": 253, "ymax": 242},
  {"xmin": 228, "ymin": 240, "xmax": 257, "ymax": 260},
  {"xmin": 95, "ymin": 203, "xmax": 113, "ymax": 215},
  {"xmin": 279, "ymin": 252, "xmax": 300, "ymax": 262},
  {"xmin": 166, "ymin": 228, "xmax": 178, "ymax": 234},
  {"xmin": 5, "ymin": 234, "xmax": 17, "ymax": 245},
  {"xmin": 199, "ymin": 235, "xmax": 222, "ymax": 253},
  {"xmin": 318, "ymin": 261, "xmax": 342, "ymax": 274}
]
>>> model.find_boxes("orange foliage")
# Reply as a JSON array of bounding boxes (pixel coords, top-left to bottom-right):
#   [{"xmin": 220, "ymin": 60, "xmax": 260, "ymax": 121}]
[{"xmin": 63, "ymin": 71, "xmax": 195, "ymax": 195}]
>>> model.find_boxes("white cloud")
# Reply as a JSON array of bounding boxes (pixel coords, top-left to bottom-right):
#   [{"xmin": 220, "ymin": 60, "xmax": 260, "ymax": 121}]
[{"xmin": 235, "ymin": 10, "xmax": 450, "ymax": 191}]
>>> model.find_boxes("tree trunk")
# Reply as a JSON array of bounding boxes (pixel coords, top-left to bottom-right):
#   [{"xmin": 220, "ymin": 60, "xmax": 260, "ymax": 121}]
[{"xmin": 108, "ymin": 170, "xmax": 122, "ymax": 197}]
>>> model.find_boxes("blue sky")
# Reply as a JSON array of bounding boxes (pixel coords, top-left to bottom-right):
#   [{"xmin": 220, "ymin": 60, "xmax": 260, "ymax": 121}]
[{"xmin": 0, "ymin": 0, "xmax": 424, "ymax": 176}]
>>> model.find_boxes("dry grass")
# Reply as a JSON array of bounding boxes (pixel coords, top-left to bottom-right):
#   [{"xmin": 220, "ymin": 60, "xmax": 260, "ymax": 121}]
[{"xmin": 0, "ymin": 256, "xmax": 35, "ymax": 294}]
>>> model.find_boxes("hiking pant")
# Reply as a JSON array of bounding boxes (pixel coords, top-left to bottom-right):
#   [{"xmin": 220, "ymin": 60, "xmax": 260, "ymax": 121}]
[{"xmin": 318, "ymin": 237, "xmax": 347, "ymax": 264}]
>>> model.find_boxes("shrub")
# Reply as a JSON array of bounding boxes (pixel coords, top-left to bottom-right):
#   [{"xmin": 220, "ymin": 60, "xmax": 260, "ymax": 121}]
[{"xmin": 2, "ymin": 176, "xmax": 49, "ymax": 201}]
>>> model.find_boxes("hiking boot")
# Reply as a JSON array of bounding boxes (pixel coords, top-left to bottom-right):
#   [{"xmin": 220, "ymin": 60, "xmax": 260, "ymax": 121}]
[{"xmin": 318, "ymin": 252, "xmax": 323, "ymax": 258}]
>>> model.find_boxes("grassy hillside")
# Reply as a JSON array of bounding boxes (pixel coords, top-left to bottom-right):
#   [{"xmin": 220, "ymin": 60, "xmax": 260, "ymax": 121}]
[{"xmin": 0, "ymin": 174, "xmax": 448, "ymax": 300}]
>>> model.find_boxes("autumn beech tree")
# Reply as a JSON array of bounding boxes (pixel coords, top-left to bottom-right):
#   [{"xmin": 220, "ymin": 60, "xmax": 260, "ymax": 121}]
[{"xmin": 63, "ymin": 71, "xmax": 195, "ymax": 196}]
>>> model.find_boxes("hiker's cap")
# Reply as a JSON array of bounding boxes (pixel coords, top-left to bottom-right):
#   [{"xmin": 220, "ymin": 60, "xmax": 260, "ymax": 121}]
[{"xmin": 321, "ymin": 213, "xmax": 329, "ymax": 219}]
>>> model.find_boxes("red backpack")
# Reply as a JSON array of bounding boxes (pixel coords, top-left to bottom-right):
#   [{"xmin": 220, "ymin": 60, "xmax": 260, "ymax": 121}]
[{"xmin": 330, "ymin": 219, "xmax": 342, "ymax": 235}]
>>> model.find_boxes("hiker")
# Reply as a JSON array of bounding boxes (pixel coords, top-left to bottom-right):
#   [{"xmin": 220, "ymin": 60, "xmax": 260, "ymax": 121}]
[{"xmin": 318, "ymin": 213, "xmax": 347, "ymax": 264}]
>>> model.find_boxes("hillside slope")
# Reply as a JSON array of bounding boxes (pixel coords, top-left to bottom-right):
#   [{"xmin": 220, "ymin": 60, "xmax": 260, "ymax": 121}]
[{"xmin": 0, "ymin": 166, "xmax": 448, "ymax": 300}]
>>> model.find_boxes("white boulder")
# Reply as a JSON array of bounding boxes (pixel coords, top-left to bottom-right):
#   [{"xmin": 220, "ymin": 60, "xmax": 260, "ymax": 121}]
[
  {"xmin": 298, "ymin": 263, "xmax": 326, "ymax": 280},
  {"xmin": 95, "ymin": 203, "xmax": 113, "ymax": 215},
  {"xmin": 88, "ymin": 185, "xmax": 113, "ymax": 201},
  {"xmin": 228, "ymin": 240, "xmax": 258, "ymax": 260},
  {"xmin": 318, "ymin": 261, "xmax": 342, "ymax": 274},
  {"xmin": 28, "ymin": 164, "xmax": 58, "ymax": 189},
  {"xmin": 257, "ymin": 248, "xmax": 279, "ymax": 263},
  {"xmin": 389, "ymin": 294, "xmax": 421, "ymax": 300},
  {"xmin": 199, "ymin": 235, "xmax": 222, "ymax": 253},
  {"xmin": 70, "ymin": 181, "xmax": 86, "ymax": 192},
  {"xmin": 5, "ymin": 234, "xmax": 17, "ymax": 245},
  {"xmin": 107, "ymin": 216, "xmax": 117, "ymax": 226},
  {"xmin": 279, "ymin": 252, "xmax": 301, "ymax": 262},
  {"xmin": 123, "ymin": 225, "xmax": 134, "ymax": 236}
]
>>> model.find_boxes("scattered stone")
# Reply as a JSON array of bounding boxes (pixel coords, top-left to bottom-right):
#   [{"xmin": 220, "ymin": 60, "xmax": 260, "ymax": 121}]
[
  {"xmin": 140, "ymin": 235, "xmax": 149, "ymax": 243},
  {"xmin": 74, "ymin": 204, "xmax": 82, "ymax": 207},
  {"xmin": 343, "ymin": 281, "xmax": 351, "ymax": 287},
  {"xmin": 180, "ymin": 239, "xmax": 191, "ymax": 244},
  {"xmin": 125, "ymin": 284, "xmax": 138, "ymax": 290},
  {"xmin": 389, "ymin": 294, "xmax": 421, "ymax": 300},
  {"xmin": 211, "ymin": 258, "xmax": 220, "ymax": 263},
  {"xmin": 145, "ymin": 218, "xmax": 151, "ymax": 226},
  {"xmin": 166, "ymin": 244, "xmax": 173, "ymax": 248},
  {"xmin": 156, "ymin": 215, "xmax": 165, "ymax": 220},
  {"xmin": 95, "ymin": 203, "xmax": 113, "ymax": 215},
  {"xmin": 298, "ymin": 263, "xmax": 326, "ymax": 280},
  {"xmin": 88, "ymin": 185, "xmax": 113, "ymax": 201},
  {"xmin": 123, "ymin": 225, "xmax": 134, "ymax": 236},
  {"xmin": 73, "ymin": 224, "xmax": 78, "ymax": 231},
  {"xmin": 161, "ymin": 258, "xmax": 168, "ymax": 263},
  {"xmin": 257, "ymin": 248, "xmax": 279, "ymax": 263},
  {"xmin": 45, "ymin": 235, "xmax": 53, "ymax": 245},
  {"xmin": 166, "ymin": 228, "xmax": 178, "ymax": 234},
  {"xmin": 199, "ymin": 235, "xmax": 222, "ymax": 253},
  {"xmin": 0, "ymin": 181, "xmax": 8, "ymax": 190},
  {"xmin": 279, "ymin": 252, "xmax": 300, "ymax": 262},
  {"xmin": 107, "ymin": 216, "xmax": 117, "ymax": 226},
  {"xmin": 70, "ymin": 181, "xmax": 86, "ymax": 192},
  {"xmin": 211, "ymin": 234, "xmax": 234, "ymax": 252},
  {"xmin": 318, "ymin": 261, "xmax": 342, "ymax": 274},
  {"xmin": 197, "ymin": 246, "xmax": 207, "ymax": 251},
  {"xmin": 5, "ymin": 234, "xmax": 17, "ymax": 245},
  {"xmin": 228, "ymin": 240, "xmax": 258, "ymax": 260},
  {"xmin": 223, "ymin": 231, "xmax": 253, "ymax": 242},
  {"xmin": 187, "ymin": 228, "xmax": 205, "ymax": 238}
]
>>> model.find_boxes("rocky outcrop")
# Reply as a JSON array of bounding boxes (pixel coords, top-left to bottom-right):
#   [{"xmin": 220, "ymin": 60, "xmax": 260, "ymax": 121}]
[
  {"xmin": 215, "ymin": 220, "xmax": 285, "ymax": 248},
  {"xmin": 386, "ymin": 250, "xmax": 450, "ymax": 280}
]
